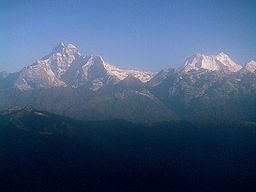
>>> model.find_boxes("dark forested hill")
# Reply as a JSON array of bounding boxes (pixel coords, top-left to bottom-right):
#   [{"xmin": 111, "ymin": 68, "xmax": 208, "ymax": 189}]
[{"xmin": 0, "ymin": 107, "xmax": 255, "ymax": 192}]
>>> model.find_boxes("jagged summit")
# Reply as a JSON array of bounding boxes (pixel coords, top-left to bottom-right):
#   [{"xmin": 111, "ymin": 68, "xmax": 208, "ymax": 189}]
[
  {"xmin": 216, "ymin": 52, "xmax": 228, "ymax": 57},
  {"xmin": 0, "ymin": 43, "xmax": 255, "ymax": 124},
  {"xmin": 240, "ymin": 60, "xmax": 256, "ymax": 73},
  {"xmin": 147, "ymin": 68, "xmax": 175, "ymax": 87},
  {"xmin": 10, "ymin": 42, "xmax": 154, "ymax": 91},
  {"xmin": 13, "ymin": 42, "xmax": 84, "ymax": 90},
  {"xmin": 2, "ymin": 43, "xmax": 254, "ymax": 92},
  {"xmin": 182, "ymin": 52, "xmax": 242, "ymax": 73},
  {"xmin": 51, "ymin": 42, "xmax": 80, "ymax": 55},
  {"xmin": 52, "ymin": 42, "xmax": 65, "ymax": 52},
  {"xmin": 63, "ymin": 54, "xmax": 154, "ymax": 90}
]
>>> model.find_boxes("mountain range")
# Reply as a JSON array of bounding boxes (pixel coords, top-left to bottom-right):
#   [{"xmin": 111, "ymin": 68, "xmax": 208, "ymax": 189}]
[{"xmin": 0, "ymin": 42, "xmax": 255, "ymax": 123}]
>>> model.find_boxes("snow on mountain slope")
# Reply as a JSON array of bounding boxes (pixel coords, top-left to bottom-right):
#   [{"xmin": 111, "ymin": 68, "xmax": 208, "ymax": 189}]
[
  {"xmin": 42, "ymin": 42, "xmax": 81, "ymax": 78},
  {"xmin": 14, "ymin": 42, "xmax": 81, "ymax": 90},
  {"xmin": 9, "ymin": 42, "xmax": 253, "ymax": 93},
  {"xmin": 63, "ymin": 55, "xmax": 154, "ymax": 90},
  {"xmin": 44, "ymin": 43, "xmax": 153, "ymax": 84},
  {"xmin": 15, "ymin": 60, "xmax": 66, "ymax": 90},
  {"xmin": 103, "ymin": 61, "xmax": 154, "ymax": 83},
  {"xmin": 147, "ymin": 69, "xmax": 175, "ymax": 87},
  {"xmin": 62, "ymin": 55, "xmax": 119, "ymax": 90},
  {"xmin": 241, "ymin": 60, "xmax": 256, "ymax": 73},
  {"xmin": 182, "ymin": 52, "xmax": 242, "ymax": 73},
  {"xmin": 12, "ymin": 43, "xmax": 154, "ymax": 91}
]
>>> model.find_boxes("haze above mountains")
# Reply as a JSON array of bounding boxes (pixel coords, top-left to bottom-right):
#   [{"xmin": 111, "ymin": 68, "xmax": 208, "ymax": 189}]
[{"xmin": 0, "ymin": 42, "xmax": 255, "ymax": 123}]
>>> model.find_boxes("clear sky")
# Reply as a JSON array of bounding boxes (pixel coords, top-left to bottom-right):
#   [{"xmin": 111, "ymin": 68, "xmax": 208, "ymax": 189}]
[{"xmin": 0, "ymin": 0, "xmax": 255, "ymax": 72}]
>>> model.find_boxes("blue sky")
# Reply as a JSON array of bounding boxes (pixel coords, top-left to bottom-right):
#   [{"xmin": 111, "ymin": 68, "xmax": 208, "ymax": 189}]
[{"xmin": 0, "ymin": 0, "xmax": 255, "ymax": 72}]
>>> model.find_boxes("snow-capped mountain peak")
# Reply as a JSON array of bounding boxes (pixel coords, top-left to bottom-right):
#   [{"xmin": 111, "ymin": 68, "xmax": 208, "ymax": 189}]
[
  {"xmin": 51, "ymin": 42, "xmax": 80, "ymax": 56},
  {"xmin": 215, "ymin": 52, "xmax": 241, "ymax": 72},
  {"xmin": 9, "ymin": 42, "xmax": 155, "ymax": 91},
  {"xmin": 60, "ymin": 54, "xmax": 154, "ymax": 90},
  {"xmin": 103, "ymin": 61, "xmax": 154, "ymax": 83},
  {"xmin": 182, "ymin": 52, "xmax": 242, "ymax": 73},
  {"xmin": 9, "ymin": 42, "xmax": 254, "ymax": 93},
  {"xmin": 41, "ymin": 42, "xmax": 82, "ymax": 78},
  {"xmin": 13, "ymin": 42, "xmax": 84, "ymax": 90},
  {"xmin": 216, "ymin": 52, "xmax": 228, "ymax": 57},
  {"xmin": 51, "ymin": 42, "xmax": 65, "ymax": 53},
  {"xmin": 241, "ymin": 60, "xmax": 256, "ymax": 73},
  {"xmin": 80, "ymin": 55, "xmax": 154, "ymax": 83},
  {"xmin": 147, "ymin": 68, "xmax": 175, "ymax": 87},
  {"xmin": 81, "ymin": 55, "xmax": 106, "ymax": 79}
]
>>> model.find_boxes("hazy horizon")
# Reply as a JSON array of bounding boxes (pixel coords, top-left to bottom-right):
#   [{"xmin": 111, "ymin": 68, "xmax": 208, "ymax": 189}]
[{"xmin": 1, "ymin": 0, "xmax": 256, "ymax": 72}]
